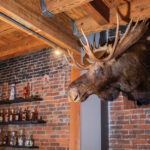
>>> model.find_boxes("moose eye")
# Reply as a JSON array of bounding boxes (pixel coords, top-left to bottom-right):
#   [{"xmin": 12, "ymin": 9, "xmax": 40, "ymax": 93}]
[{"xmin": 95, "ymin": 68, "xmax": 103, "ymax": 75}]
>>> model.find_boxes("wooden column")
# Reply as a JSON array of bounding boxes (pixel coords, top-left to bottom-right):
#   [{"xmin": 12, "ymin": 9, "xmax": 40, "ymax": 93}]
[{"xmin": 69, "ymin": 53, "xmax": 81, "ymax": 150}]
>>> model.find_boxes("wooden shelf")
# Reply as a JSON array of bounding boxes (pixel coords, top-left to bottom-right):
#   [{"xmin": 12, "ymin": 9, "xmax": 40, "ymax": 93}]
[
  {"xmin": 0, "ymin": 98, "xmax": 42, "ymax": 105},
  {"xmin": 0, "ymin": 120, "xmax": 46, "ymax": 125},
  {"xmin": 0, "ymin": 145, "xmax": 39, "ymax": 149}
]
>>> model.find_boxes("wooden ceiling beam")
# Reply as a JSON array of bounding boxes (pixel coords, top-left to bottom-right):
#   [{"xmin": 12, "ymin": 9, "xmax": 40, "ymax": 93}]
[
  {"xmin": 0, "ymin": 0, "xmax": 80, "ymax": 54},
  {"xmin": 76, "ymin": 0, "xmax": 150, "ymax": 34},
  {"xmin": 0, "ymin": 36, "xmax": 48, "ymax": 60},
  {"xmin": 45, "ymin": 0, "xmax": 93, "ymax": 14},
  {"xmin": 81, "ymin": 0, "xmax": 109, "ymax": 25}
]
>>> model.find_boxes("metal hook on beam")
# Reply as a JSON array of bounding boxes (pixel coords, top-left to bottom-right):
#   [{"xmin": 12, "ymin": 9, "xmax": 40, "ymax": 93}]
[{"xmin": 39, "ymin": 0, "xmax": 54, "ymax": 18}]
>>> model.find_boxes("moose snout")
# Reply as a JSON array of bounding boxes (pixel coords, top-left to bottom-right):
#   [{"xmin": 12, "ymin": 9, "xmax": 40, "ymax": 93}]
[{"xmin": 68, "ymin": 87, "xmax": 80, "ymax": 102}]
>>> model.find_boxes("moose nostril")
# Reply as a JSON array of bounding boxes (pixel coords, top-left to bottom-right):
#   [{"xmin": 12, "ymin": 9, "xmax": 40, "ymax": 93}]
[
  {"xmin": 68, "ymin": 87, "xmax": 79, "ymax": 102},
  {"xmin": 74, "ymin": 94, "xmax": 79, "ymax": 101}
]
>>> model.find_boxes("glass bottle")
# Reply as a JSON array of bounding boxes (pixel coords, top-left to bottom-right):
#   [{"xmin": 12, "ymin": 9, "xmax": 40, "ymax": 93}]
[
  {"xmin": 22, "ymin": 109, "xmax": 26, "ymax": 121},
  {"xmin": 33, "ymin": 107, "xmax": 38, "ymax": 121},
  {"xmin": 29, "ymin": 109, "xmax": 33, "ymax": 121},
  {"xmin": 13, "ymin": 109, "xmax": 16, "ymax": 122},
  {"xmin": 26, "ymin": 107, "xmax": 30, "ymax": 121},
  {"xmin": 15, "ymin": 109, "xmax": 20, "ymax": 121},
  {"xmin": 0, "ymin": 110, "xmax": 3, "ymax": 122},
  {"xmin": 2, "ymin": 109, "xmax": 4, "ymax": 122},
  {"xmin": 10, "ymin": 131, "xmax": 14, "ymax": 146},
  {"xmin": 13, "ymin": 132, "xmax": 17, "ymax": 146},
  {"xmin": 9, "ymin": 109, "xmax": 13, "ymax": 122},
  {"xmin": 4, "ymin": 109, "xmax": 9, "ymax": 123},
  {"xmin": 3, "ymin": 131, "xmax": 8, "ymax": 145},
  {"xmin": 0, "ymin": 129, "xmax": 3, "ymax": 145},
  {"xmin": 19, "ymin": 108, "xmax": 23, "ymax": 121},
  {"xmin": 18, "ymin": 130, "xmax": 25, "ymax": 146}
]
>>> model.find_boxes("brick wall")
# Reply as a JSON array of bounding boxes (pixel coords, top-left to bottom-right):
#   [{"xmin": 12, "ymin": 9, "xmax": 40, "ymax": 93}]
[
  {"xmin": 109, "ymin": 94, "xmax": 150, "ymax": 150},
  {"xmin": 0, "ymin": 48, "xmax": 71, "ymax": 150}
]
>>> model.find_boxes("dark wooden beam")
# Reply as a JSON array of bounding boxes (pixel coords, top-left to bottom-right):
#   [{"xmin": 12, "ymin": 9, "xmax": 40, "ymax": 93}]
[{"xmin": 81, "ymin": 0, "xmax": 109, "ymax": 25}]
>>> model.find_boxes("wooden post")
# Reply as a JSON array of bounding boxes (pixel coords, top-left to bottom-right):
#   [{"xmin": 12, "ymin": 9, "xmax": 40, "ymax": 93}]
[{"xmin": 69, "ymin": 53, "xmax": 81, "ymax": 150}]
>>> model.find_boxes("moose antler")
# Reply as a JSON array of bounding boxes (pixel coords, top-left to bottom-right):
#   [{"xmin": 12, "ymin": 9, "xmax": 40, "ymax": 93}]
[{"xmin": 66, "ymin": 13, "xmax": 149, "ymax": 69}]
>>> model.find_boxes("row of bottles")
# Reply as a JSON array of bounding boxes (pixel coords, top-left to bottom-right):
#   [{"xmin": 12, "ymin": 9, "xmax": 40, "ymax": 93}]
[
  {"xmin": 0, "ymin": 107, "xmax": 39, "ymax": 122},
  {"xmin": 0, "ymin": 129, "xmax": 34, "ymax": 147}
]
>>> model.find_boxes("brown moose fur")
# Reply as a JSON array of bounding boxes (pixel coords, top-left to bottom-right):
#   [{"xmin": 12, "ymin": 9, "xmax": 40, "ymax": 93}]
[{"xmin": 68, "ymin": 30, "xmax": 150, "ymax": 104}]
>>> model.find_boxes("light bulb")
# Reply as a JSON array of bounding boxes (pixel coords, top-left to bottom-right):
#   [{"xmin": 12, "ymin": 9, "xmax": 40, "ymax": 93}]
[{"xmin": 55, "ymin": 50, "xmax": 61, "ymax": 55}]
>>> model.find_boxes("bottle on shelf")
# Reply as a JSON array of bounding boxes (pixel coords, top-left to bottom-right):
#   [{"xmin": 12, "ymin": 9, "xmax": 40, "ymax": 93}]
[
  {"xmin": 15, "ymin": 108, "xmax": 20, "ymax": 121},
  {"xmin": 25, "ymin": 135, "xmax": 34, "ymax": 147},
  {"xmin": 0, "ymin": 129, "xmax": 3, "ymax": 145},
  {"xmin": 18, "ymin": 130, "xmax": 25, "ymax": 146},
  {"xmin": 9, "ymin": 109, "xmax": 14, "ymax": 122},
  {"xmin": 13, "ymin": 109, "xmax": 16, "ymax": 122},
  {"xmin": 33, "ymin": 107, "xmax": 38, "ymax": 121},
  {"xmin": 3, "ymin": 131, "xmax": 8, "ymax": 145},
  {"xmin": 4, "ymin": 109, "xmax": 9, "ymax": 123},
  {"xmin": 26, "ymin": 107, "xmax": 30, "ymax": 121},
  {"xmin": 0, "ymin": 110, "xmax": 3, "ymax": 122},
  {"xmin": 10, "ymin": 131, "xmax": 14, "ymax": 146},
  {"xmin": 19, "ymin": 108, "xmax": 23, "ymax": 121},
  {"xmin": 22, "ymin": 109, "xmax": 26, "ymax": 121},
  {"xmin": 29, "ymin": 109, "xmax": 33, "ymax": 121}
]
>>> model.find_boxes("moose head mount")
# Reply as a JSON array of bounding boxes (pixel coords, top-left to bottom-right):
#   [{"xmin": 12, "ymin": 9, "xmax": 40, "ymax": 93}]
[{"xmin": 66, "ymin": 14, "xmax": 150, "ymax": 105}]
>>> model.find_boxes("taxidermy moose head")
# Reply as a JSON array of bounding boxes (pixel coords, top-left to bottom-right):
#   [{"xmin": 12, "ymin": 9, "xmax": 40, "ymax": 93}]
[{"xmin": 66, "ymin": 14, "xmax": 150, "ymax": 105}]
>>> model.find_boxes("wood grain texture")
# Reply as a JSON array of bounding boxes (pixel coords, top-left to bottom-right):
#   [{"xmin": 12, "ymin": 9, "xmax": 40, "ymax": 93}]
[
  {"xmin": 76, "ymin": 0, "xmax": 150, "ymax": 34},
  {"xmin": 0, "ymin": 0, "xmax": 80, "ymax": 54},
  {"xmin": 0, "ymin": 36, "xmax": 48, "ymax": 60},
  {"xmin": 69, "ymin": 53, "xmax": 81, "ymax": 150},
  {"xmin": 81, "ymin": 0, "xmax": 109, "ymax": 25},
  {"xmin": 45, "ymin": 0, "xmax": 93, "ymax": 14}
]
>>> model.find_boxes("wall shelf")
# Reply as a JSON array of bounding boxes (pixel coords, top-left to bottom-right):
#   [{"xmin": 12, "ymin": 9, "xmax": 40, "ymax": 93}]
[
  {"xmin": 0, "ymin": 120, "xmax": 46, "ymax": 125},
  {"xmin": 0, "ymin": 145, "xmax": 39, "ymax": 149},
  {"xmin": 0, "ymin": 98, "xmax": 42, "ymax": 105}
]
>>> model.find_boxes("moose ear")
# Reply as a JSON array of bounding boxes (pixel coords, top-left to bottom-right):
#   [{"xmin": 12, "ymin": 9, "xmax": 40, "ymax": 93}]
[{"xmin": 83, "ymin": 51, "xmax": 106, "ymax": 65}]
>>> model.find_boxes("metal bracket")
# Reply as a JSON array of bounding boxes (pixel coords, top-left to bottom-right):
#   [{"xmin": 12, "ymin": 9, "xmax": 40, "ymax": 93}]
[
  {"xmin": 70, "ymin": 19, "xmax": 82, "ymax": 38},
  {"xmin": 39, "ymin": 0, "xmax": 54, "ymax": 18}
]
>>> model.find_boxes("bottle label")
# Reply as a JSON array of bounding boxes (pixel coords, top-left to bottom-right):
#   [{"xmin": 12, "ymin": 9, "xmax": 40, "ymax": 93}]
[
  {"xmin": 15, "ymin": 115, "xmax": 19, "ymax": 121},
  {"xmin": 18, "ymin": 137, "xmax": 23, "ymax": 146},
  {"xmin": 10, "ymin": 115, "xmax": 13, "ymax": 122},
  {"xmin": 22, "ymin": 113, "xmax": 26, "ymax": 121},
  {"xmin": 0, "ymin": 116, "xmax": 2, "ymax": 122},
  {"xmin": 10, "ymin": 137, "xmax": 14, "ymax": 145}
]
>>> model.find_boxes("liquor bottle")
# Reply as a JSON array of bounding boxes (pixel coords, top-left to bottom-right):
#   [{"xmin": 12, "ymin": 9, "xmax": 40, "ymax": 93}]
[
  {"xmin": 29, "ymin": 109, "xmax": 33, "ymax": 121},
  {"xmin": 10, "ymin": 131, "xmax": 14, "ymax": 146},
  {"xmin": 13, "ymin": 132, "xmax": 17, "ymax": 146},
  {"xmin": 19, "ymin": 108, "xmax": 23, "ymax": 121},
  {"xmin": 15, "ymin": 109, "xmax": 20, "ymax": 121},
  {"xmin": 25, "ymin": 135, "xmax": 34, "ymax": 147},
  {"xmin": 33, "ymin": 107, "xmax": 38, "ymax": 121},
  {"xmin": 13, "ymin": 109, "xmax": 16, "ymax": 122},
  {"xmin": 0, "ymin": 110, "xmax": 3, "ymax": 122},
  {"xmin": 9, "ymin": 109, "xmax": 14, "ymax": 122},
  {"xmin": 3, "ymin": 131, "xmax": 8, "ymax": 145},
  {"xmin": 0, "ymin": 129, "xmax": 3, "ymax": 145},
  {"xmin": 22, "ymin": 109, "xmax": 26, "ymax": 121},
  {"xmin": 4, "ymin": 109, "xmax": 9, "ymax": 123},
  {"xmin": 26, "ymin": 107, "xmax": 30, "ymax": 121},
  {"xmin": 18, "ymin": 130, "xmax": 25, "ymax": 146}
]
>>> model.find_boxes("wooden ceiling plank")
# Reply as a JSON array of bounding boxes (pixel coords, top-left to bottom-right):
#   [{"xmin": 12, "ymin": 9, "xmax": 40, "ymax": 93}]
[
  {"xmin": 45, "ymin": 0, "xmax": 93, "ymax": 14},
  {"xmin": 0, "ymin": 36, "xmax": 48, "ymax": 59},
  {"xmin": 0, "ymin": 0, "xmax": 80, "ymax": 54},
  {"xmin": 76, "ymin": 0, "xmax": 150, "ymax": 34},
  {"xmin": 81, "ymin": 0, "xmax": 109, "ymax": 25}
]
